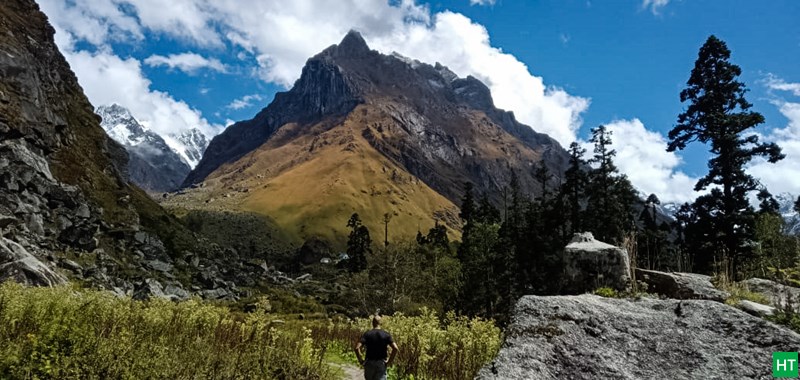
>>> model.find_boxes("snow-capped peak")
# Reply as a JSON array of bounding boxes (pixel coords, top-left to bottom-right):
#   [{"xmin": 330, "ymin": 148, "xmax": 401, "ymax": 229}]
[
  {"xmin": 96, "ymin": 104, "xmax": 209, "ymax": 169},
  {"xmin": 164, "ymin": 128, "xmax": 209, "ymax": 169},
  {"xmin": 96, "ymin": 104, "xmax": 154, "ymax": 146}
]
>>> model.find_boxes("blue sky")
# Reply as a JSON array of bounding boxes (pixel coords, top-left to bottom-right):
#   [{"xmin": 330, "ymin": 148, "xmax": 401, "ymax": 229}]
[{"xmin": 39, "ymin": 0, "xmax": 800, "ymax": 203}]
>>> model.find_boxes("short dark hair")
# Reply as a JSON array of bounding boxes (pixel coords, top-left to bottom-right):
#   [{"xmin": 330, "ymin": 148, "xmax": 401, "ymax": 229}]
[{"xmin": 372, "ymin": 315, "xmax": 381, "ymax": 327}]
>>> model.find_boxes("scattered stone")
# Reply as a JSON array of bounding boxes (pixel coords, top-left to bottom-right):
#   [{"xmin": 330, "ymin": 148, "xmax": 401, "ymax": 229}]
[
  {"xmin": 202, "ymin": 288, "xmax": 232, "ymax": 300},
  {"xmin": 635, "ymin": 269, "xmax": 729, "ymax": 302},
  {"xmin": 164, "ymin": 283, "xmax": 191, "ymax": 301},
  {"xmin": 739, "ymin": 300, "xmax": 776, "ymax": 317},
  {"xmin": 0, "ymin": 237, "xmax": 66, "ymax": 287},
  {"xmin": 57, "ymin": 258, "xmax": 82, "ymax": 273},
  {"xmin": 742, "ymin": 278, "xmax": 800, "ymax": 309},
  {"xmin": 561, "ymin": 232, "xmax": 630, "ymax": 294},
  {"xmin": 145, "ymin": 260, "xmax": 173, "ymax": 273},
  {"xmin": 132, "ymin": 278, "xmax": 166, "ymax": 300},
  {"xmin": 478, "ymin": 294, "xmax": 800, "ymax": 380}
]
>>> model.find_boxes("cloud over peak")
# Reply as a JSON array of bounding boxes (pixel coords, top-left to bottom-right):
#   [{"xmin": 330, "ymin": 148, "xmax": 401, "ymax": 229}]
[{"xmin": 39, "ymin": 0, "xmax": 588, "ymax": 146}]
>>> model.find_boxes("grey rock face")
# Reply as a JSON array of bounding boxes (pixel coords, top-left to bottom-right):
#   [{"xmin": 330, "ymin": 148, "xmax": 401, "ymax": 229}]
[
  {"xmin": 743, "ymin": 278, "xmax": 800, "ymax": 309},
  {"xmin": 636, "ymin": 269, "xmax": 729, "ymax": 302},
  {"xmin": 478, "ymin": 295, "xmax": 800, "ymax": 380},
  {"xmin": 0, "ymin": 238, "xmax": 66, "ymax": 286},
  {"xmin": 561, "ymin": 233, "xmax": 630, "ymax": 294}
]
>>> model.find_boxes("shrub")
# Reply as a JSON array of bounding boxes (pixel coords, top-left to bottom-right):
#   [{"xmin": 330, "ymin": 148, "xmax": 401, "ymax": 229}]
[
  {"xmin": 593, "ymin": 287, "xmax": 619, "ymax": 298},
  {"xmin": 0, "ymin": 282, "xmax": 333, "ymax": 379}
]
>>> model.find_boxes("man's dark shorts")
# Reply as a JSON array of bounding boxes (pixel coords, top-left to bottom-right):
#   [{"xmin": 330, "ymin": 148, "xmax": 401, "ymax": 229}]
[{"xmin": 364, "ymin": 359, "xmax": 387, "ymax": 380}]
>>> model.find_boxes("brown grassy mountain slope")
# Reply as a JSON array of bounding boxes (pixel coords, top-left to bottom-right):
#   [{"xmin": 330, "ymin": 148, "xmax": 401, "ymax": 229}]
[{"xmin": 173, "ymin": 31, "xmax": 571, "ymax": 245}]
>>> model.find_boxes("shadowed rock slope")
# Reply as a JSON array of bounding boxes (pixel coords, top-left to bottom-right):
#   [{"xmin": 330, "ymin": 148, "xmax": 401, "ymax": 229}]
[
  {"xmin": 177, "ymin": 31, "xmax": 571, "ymax": 244},
  {"xmin": 0, "ymin": 0, "xmax": 270, "ymax": 298}
]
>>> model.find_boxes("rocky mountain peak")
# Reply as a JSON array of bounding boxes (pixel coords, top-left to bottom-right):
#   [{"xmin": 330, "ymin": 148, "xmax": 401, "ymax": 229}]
[
  {"xmin": 336, "ymin": 30, "xmax": 370, "ymax": 57},
  {"xmin": 97, "ymin": 104, "xmax": 137, "ymax": 128}
]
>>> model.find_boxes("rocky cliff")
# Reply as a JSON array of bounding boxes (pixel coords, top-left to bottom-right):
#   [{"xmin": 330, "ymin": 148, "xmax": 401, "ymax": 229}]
[{"xmin": 0, "ymin": 0, "xmax": 256, "ymax": 299}]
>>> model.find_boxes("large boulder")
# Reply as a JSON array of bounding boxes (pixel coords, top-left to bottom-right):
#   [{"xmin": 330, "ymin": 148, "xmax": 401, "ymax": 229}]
[
  {"xmin": 478, "ymin": 295, "xmax": 800, "ymax": 380},
  {"xmin": 0, "ymin": 237, "xmax": 66, "ymax": 286},
  {"xmin": 636, "ymin": 269, "xmax": 729, "ymax": 302},
  {"xmin": 295, "ymin": 237, "xmax": 333, "ymax": 266},
  {"xmin": 743, "ymin": 278, "xmax": 800, "ymax": 310},
  {"xmin": 561, "ymin": 233, "xmax": 630, "ymax": 294}
]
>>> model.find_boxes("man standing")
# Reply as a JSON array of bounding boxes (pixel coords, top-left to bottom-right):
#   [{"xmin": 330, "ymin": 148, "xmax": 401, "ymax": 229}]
[{"xmin": 355, "ymin": 315, "xmax": 399, "ymax": 380}]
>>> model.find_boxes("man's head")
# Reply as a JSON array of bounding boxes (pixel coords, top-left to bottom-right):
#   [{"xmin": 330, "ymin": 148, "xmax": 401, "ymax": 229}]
[{"xmin": 372, "ymin": 315, "xmax": 381, "ymax": 328}]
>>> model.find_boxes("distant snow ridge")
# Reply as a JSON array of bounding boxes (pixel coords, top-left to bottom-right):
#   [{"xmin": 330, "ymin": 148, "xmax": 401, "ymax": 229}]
[
  {"xmin": 97, "ymin": 104, "xmax": 165, "ymax": 150},
  {"xmin": 658, "ymin": 195, "xmax": 799, "ymax": 235},
  {"xmin": 96, "ymin": 104, "xmax": 208, "ymax": 169},
  {"xmin": 165, "ymin": 128, "xmax": 209, "ymax": 169},
  {"xmin": 776, "ymin": 193, "xmax": 800, "ymax": 235}
]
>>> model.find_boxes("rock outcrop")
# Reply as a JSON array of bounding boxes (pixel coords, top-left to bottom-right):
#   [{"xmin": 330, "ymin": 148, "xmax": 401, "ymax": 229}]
[
  {"xmin": 636, "ymin": 269, "xmax": 729, "ymax": 302},
  {"xmin": 478, "ymin": 294, "xmax": 800, "ymax": 380},
  {"xmin": 0, "ymin": 237, "xmax": 66, "ymax": 286},
  {"xmin": 561, "ymin": 233, "xmax": 630, "ymax": 294},
  {"xmin": 743, "ymin": 278, "xmax": 800, "ymax": 310}
]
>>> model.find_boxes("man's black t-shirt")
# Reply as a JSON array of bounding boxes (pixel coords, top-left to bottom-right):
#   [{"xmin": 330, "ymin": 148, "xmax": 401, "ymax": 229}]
[{"xmin": 360, "ymin": 328, "xmax": 393, "ymax": 360}]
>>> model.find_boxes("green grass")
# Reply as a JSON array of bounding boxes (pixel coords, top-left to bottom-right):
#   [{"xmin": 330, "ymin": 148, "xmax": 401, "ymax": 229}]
[
  {"xmin": 0, "ymin": 283, "xmax": 500, "ymax": 380},
  {"xmin": 0, "ymin": 282, "xmax": 334, "ymax": 379}
]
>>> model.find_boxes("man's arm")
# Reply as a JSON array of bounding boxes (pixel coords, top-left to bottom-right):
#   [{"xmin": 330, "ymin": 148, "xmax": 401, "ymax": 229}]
[
  {"xmin": 386, "ymin": 342, "xmax": 399, "ymax": 366},
  {"xmin": 354, "ymin": 341, "xmax": 364, "ymax": 366}
]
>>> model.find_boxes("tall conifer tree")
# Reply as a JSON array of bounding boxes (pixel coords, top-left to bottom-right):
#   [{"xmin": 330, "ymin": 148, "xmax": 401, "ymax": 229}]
[{"xmin": 667, "ymin": 36, "xmax": 784, "ymax": 276}]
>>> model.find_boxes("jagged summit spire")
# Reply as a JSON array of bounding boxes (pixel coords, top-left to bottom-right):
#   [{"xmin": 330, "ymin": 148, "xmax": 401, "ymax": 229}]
[{"xmin": 337, "ymin": 29, "xmax": 370, "ymax": 56}]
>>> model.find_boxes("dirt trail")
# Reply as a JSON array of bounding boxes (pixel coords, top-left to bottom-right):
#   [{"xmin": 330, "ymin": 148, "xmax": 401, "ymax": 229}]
[{"xmin": 330, "ymin": 362, "xmax": 362, "ymax": 380}]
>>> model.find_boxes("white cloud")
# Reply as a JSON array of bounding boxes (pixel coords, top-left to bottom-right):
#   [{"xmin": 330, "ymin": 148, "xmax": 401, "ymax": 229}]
[
  {"xmin": 370, "ymin": 11, "xmax": 589, "ymax": 145},
  {"xmin": 226, "ymin": 94, "xmax": 263, "ymax": 110},
  {"xmin": 144, "ymin": 53, "xmax": 227, "ymax": 74},
  {"xmin": 765, "ymin": 74, "xmax": 800, "ymax": 97},
  {"xmin": 582, "ymin": 119, "xmax": 698, "ymax": 204},
  {"xmin": 65, "ymin": 50, "xmax": 221, "ymax": 139},
  {"xmin": 38, "ymin": 0, "xmax": 143, "ymax": 50},
  {"xmin": 470, "ymin": 0, "xmax": 496, "ymax": 6},
  {"xmin": 642, "ymin": 0, "xmax": 670, "ymax": 15},
  {"xmin": 40, "ymin": 0, "xmax": 589, "ymax": 146},
  {"xmin": 748, "ymin": 98, "xmax": 800, "ymax": 196}
]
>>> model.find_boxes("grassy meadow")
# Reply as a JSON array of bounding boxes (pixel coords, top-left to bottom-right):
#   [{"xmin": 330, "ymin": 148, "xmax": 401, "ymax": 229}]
[{"xmin": 0, "ymin": 282, "xmax": 500, "ymax": 380}]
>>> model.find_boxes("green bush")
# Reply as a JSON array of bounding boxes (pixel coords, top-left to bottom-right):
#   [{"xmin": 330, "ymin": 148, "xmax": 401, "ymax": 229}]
[
  {"xmin": 593, "ymin": 287, "xmax": 619, "ymax": 298},
  {"xmin": 0, "ymin": 282, "xmax": 333, "ymax": 379}
]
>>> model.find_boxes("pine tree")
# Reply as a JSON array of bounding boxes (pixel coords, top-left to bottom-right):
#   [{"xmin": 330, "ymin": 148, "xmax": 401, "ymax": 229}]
[
  {"xmin": 757, "ymin": 189, "xmax": 780, "ymax": 215},
  {"xmin": 667, "ymin": 35, "xmax": 784, "ymax": 277},
  {"xmin": 585, "ymin": 125, "xmax": 637, "ymax": 244},
  {"xmin": 561, "ymin": 142, "xmax": 588, "ymax": 235},
  {"xmin": 638, "ymin": 194, "xmax": 670, "ymax": 270},
  {"xmin": 345, "ymin": 213, "xmax": 371, "ymax": 272}
]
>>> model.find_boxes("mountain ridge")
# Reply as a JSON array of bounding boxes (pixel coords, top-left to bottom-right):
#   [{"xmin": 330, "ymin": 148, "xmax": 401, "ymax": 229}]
[{"xmin": 173, "ymin": 31, "xmax": 572, "ymax": 243}]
